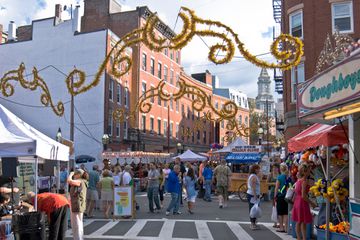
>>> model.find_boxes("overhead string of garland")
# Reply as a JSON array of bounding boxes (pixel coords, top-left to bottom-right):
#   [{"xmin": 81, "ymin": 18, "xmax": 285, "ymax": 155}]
[{"xmin": 0, "ymin": 7, "xmax": 303, "ymax": 139}]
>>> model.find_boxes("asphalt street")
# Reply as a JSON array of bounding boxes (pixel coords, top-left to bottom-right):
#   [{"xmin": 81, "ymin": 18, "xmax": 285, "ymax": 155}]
[{"xmin": 65, "ymin": 193, "xmax": 296, "ymax": 239}]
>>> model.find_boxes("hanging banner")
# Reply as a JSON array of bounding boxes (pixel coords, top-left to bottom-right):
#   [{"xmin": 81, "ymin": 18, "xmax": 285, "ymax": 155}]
[{"xmin": 113, "ymin": 186, "xmax": 133, "ymax": 217}]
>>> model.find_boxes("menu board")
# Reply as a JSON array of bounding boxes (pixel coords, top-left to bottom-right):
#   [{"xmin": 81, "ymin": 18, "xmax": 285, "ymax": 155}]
[{"xmin": 113, "ymin": 186, "xmax": 133, "ymax": 217}]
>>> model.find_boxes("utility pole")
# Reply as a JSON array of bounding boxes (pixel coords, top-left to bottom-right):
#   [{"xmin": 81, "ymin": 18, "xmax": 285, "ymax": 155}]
[
  {"xmin": 70, "ymin": 74, "xmax": 75, "ymax": 169},
  {"xmin": 167, "ymin": 105, "xmax": 170, "ymax": 153},
  {"xmin": 266, "ymin": 99, "xmax": 270, "ymax": 157}
]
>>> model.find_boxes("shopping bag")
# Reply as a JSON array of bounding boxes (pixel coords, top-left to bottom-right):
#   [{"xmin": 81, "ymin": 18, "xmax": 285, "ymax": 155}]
[
  {"xmin": 271, "ymin": 206, "xmax": 278, "ymax": 222},
  {"xmin": 285, "ymin": 186, "xmax": 295, "ymax": 203},
  {"xmin": 250, "ymin": 201, "xmax": 262, "ymax": 218}
]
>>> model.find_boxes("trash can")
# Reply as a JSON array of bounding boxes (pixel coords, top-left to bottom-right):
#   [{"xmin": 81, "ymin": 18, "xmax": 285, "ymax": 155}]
[{"xmin": 12, "ymin": 212, "xmax": 46, "ymax": 240}]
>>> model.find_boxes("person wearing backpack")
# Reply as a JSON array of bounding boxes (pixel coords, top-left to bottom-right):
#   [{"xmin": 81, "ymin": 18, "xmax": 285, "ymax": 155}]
[{"xmin": 274, "ymin": 163, "xmax": 289, "ymax": 233}]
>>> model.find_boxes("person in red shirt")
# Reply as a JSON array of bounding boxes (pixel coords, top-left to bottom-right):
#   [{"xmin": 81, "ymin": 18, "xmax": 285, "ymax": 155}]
[{"xmin": 23, "ymin": 192, "xmax": 69, "ymax": 240}]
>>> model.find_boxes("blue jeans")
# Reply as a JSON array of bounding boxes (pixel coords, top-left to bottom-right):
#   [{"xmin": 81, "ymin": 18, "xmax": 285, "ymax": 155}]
[
  {"xmin": 147, "ymin": 186, "xmax": 161, "ymax": 212},
  {"xmin": 166, "ymin": 192, "xmax": 179, "ymax": 213},
  {"xmin": 204, "ymin": 179, "xmax": 212, "ymax": 200}
]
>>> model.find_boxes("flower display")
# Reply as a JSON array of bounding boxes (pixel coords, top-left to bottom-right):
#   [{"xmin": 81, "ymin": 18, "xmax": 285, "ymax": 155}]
[{"xmin": 319, "ymin": 221, "xmax": 350, "ymax": 234}]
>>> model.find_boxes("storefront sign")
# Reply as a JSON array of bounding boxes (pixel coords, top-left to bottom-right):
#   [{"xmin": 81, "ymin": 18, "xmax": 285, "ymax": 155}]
[
  {"xmin": 114, "ymin": 186, "xmax": 133, "ymax": 217},
  {"xmin": 231, "ymin": 145, "xmax": 260, "ymax": 153},
  {"xmin": 298, "ymin": 52, "xmax": 360, "ymax": 118}
]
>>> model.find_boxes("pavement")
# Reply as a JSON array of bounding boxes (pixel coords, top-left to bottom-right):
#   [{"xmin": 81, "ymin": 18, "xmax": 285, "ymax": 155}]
[{"xmin": 65, "ymin": 193, "xmax": 296, "ymax": 240}]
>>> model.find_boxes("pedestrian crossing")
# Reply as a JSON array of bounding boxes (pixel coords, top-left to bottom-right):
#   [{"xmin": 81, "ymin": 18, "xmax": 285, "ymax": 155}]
[{"xmin": 66, "ymin": 219, "xmax": 294, "ymax": 240}]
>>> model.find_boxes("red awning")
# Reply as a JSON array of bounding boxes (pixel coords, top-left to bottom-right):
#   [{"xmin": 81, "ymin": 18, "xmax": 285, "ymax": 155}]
[{"xmin": 288, "ymin": 123, "xmax": 348, "ymax": 152}]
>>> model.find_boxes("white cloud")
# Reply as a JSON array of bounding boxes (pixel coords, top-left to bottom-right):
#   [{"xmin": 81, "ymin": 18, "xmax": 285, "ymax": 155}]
[{"xmin": 0, "ymin": 0, "xmax": 280, "ymax": 99}]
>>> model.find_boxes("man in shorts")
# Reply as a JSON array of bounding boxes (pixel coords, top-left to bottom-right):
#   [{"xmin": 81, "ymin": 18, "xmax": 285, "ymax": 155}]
[
  {"xmin": 213, "ymin": 160, "xmax": 232, "ymax": 208},
  {"xmin": 86, "ymin": 165, "xmax": 100, "ymax": 218}
]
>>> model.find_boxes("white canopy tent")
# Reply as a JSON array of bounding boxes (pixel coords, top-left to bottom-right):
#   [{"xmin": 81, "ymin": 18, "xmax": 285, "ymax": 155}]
[
  {"xmin": 0, "ymin": 104, "xmax": 69, "ymax": 209},
  {"xmin": 214, "ymin": 137, "xmax": 248, "ymax": 153},
  {"xmin": 172, "ymin": 149, "xmax": 207, "ymax": 162}
]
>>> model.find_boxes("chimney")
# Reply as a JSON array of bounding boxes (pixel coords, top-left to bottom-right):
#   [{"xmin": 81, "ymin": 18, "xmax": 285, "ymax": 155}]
[
  {"xmin": 55, "ymin": 4, "xmax": 62, "ymax": 20},
  {"xmin": 72, "ymin": 5, "xmax": 81, "ymax": 33},
  {"xmin": 8, "ymin": 21, "xmax": 17, "ymax": 41}
]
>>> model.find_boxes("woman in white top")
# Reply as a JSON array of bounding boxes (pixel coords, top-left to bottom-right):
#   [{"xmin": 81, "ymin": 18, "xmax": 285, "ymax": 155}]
[
  {"xmin": 113, "ymin": 166, "xmax": 122, "ymax": 186},
  {"xmin": 247, "ymin": 164, "xmax": 261, "ymax": 230}
]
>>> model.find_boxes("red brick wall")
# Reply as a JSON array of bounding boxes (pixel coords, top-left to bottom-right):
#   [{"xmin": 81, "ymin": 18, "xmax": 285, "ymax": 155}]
[{"xmin": 281, "ymin": 0, "xmax": 360, "ymax": 142}]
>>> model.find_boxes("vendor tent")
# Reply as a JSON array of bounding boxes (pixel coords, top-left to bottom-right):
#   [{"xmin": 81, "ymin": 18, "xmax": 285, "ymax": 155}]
[
  {"xmin": 172, "ymin": 149, "xmax": 207, "ymax": 162},
  {"xmin": 214, "ymin": 137, "xmax": 248, "ymax": 153},
  {"xmin": 288, "ymin": 123, "xmax": 348, "ymax": 153},
  {"xmin": 0, "ymin": 104, "xmax": 69, "ymax": 161}
]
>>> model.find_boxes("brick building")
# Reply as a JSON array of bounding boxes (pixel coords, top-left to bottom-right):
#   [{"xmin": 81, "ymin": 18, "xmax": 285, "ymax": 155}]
[
  {"xmin": 81, "ymin": 0, "xmax": 250, "ymax": 152},
  {"xmin": 275, "ymin": 0, "xmax": 360, "ymax": 144}
]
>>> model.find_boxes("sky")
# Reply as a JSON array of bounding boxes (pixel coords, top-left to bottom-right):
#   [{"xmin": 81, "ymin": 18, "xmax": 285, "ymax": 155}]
[{"xmin": 0, "ymin": 0, "xmax": 279, "ymax": 99}]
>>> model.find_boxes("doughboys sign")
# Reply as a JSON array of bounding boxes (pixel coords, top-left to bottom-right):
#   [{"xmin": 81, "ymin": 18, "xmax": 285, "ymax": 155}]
[{"xmin": 298, "ymin": 52, "xmax": 360, "ymax": 118}]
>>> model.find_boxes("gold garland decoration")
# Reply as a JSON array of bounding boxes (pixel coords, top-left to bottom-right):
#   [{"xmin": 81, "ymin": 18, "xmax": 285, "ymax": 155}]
[{"xmin": 0, "ymin": 63, "xmax": 64, "ymax": 116}]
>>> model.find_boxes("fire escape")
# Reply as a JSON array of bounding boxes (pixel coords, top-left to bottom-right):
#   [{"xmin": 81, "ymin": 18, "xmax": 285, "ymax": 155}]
[{"xmin": 273, "ymin": 0, "xmax": 285, "ymax": 133}]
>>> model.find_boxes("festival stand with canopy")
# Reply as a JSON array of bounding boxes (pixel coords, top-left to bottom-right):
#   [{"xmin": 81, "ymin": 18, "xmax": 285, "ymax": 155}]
[
  {"xmin": 288, "ymin": 123, "xmax": 349, "ymax": 239},
  {"xmin": 288, "ymin": 123, "xmax": 349, "ymax": 153},
  {"xmin": 0, "ymin": 104, "xmax": 70, "ymax": 209},
  {"xmin": 214, "ymin": 137, "xmax": 248, "ymax": 153},
  {"xmin": 172, "ymin": 149, "xmax": 207, "ymax": 162}
]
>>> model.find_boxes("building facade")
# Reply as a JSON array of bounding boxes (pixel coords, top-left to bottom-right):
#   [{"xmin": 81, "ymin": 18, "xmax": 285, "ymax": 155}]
[
  {"xmin": 255, "ymin": 68, "xmax": 275, "ymax": 117},
  {"xmin": 0, "ymin": 5, "xmax": 132, "ymax": 159},
  {"xmin": 0, "ymin": 24, "xmax": 6, "ymax": 43},
  {"xmin": 276, "ymin": 0, "xmax": 360, "ymax": 143}
]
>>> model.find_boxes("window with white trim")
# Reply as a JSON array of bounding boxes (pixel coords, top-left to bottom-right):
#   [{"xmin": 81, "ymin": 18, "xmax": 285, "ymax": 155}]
[
  {"xmin": 150, "ymin": 87, "xmax": 155, "ymax": 103},
  {"xmin": 291, "ymin": 62, "xmax": 305, "ymax": 102},
  {"xmin": 142, "ymin": 53, "xmax": 147, "ymax": 71},
  {"xmin": 116, "ymin": 123, "xmax": 120, "ymax": 138},
  {"xmin": 170, "ymin": 70, "xmax": 174, "ymax": 85},
  {"xmin": 170, "ymin": 122, "xmax": 173, "ymax": 138},
  {"xmin": 289, "ymin": 11, "xmax": 303, "ymax": 38},
  {"xmin": 109, "ymin": 79, "xmax": 113, "ymax": 101},
  {"xmin": 176, "ymin": 123, "xmax": 179, "ymax": 139},
  {"xmin": 164, "ymin": 120, "xmax": 168, "ymax": 137},
  {"xmin": 158, "ymin": 63, "xmax": 162, "ymax": 79},
  {"xmin": 116, "ymin": 83, "xmax": 121, "ymax": 104},
  {"xmin": 157, "ymin": 119, "xmax": 161, "ymax": 135},
  {"xmin": 164, "ymin": 66, "xmax": 168, "ymax": 82},
  {"xmin": 141, "ymin": 115, "xmax": 146, "ymax": 133},
  {"xmin": 142, "ymin": 82, "xmax": 147, "ymax": 99},
  {"xmin": 124, "ymin": 87, "xmax": 129, "ymax": 108},
  {"xmin": 332, "ymin": 2, "xmax": 353, "ymax": 33},
  {"xmin": 123, "ymin": 121, "xmax": 128, "ymax": 140},
  {"xmin": 150, "ymin": 58, "xmax": 155, "ymax": 75},
  {"xmin": 150, "ymin": 117, "xmax": 154, "ymax": 134},
  {"xmin": 108, "ymin": 111, "xmax": 113, "ymax": 136}
]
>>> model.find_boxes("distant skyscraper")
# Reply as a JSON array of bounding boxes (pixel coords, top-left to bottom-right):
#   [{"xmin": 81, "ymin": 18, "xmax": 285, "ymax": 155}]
[{"xmin": 255, "ymin": 68, "xmax": 275, "ymax": 117}]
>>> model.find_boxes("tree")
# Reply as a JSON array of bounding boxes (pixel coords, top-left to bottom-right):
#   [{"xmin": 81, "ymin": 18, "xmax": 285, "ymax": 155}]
[{"xmin": 248, "ymin": 104, "xmax": 276, "ymax": 145}]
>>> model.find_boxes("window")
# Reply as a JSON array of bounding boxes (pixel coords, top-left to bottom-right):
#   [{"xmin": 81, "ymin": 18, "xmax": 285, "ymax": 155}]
[
  {"xmin": 157, "ymin": 119, "xmax": 161, "ymax": 135},
  {"xmin": 164, "ymin": 48, "xmax": 168, "ymax": 56},
  {"xmin": 187, "ymin": 127, "xmax": 191, "ymax": 141},
  {"xmin": 176, "ymin": 51, "xmax": 179, "ymax": 63},
  {"xmin": 150, "ymin": 58, "xmax": 155, "ymax": 75},
  {"xmin": 170, "ymin": 122, "xmax": 173, "ymax": 138},
  {"xmin": 116, "ymin": 123, "xmax": 120, "ymax": 138},
  {"xmin": 164, "ymin": 100, "xmax": 167, "ymax": 108},
  {"xmin": 239, "ymin": 115, "xmax": 242, "ymax": 125},
  {"xmin": 124, "ymin": 88, "xmax": 129, "ymax": 108},
  {"xmin": 164, "ymin": 120, "xmax": 168, "ymax": 137},
  {"xmin": 181, "ymin": 126, "xmax": 185, "ymax": 141},
  {"xmin": 150, "ymin": 117, "xmax": 154, "ymax": 133},
  {"xmin": 150, "ymin": 87, "xmax": 155, "ymax": 103},
  {"xmin": 158, "ymin": 63, "xmax": 162, "ymax": 79},
  {"xmin": 170, "ymin": 70, "xmax": 174, "ymax": 85},
  {"xmin": 203, "ymin": 131, "xmax": 206, "ymax": 144},
  {"xmin": 116, "ymin": 84, "xmax": 121, "ymax": 104},
  {"xmin": 109, "ymin": 79, "xmax": 113, "ymax": 101},
  {"xmin": 142, "ymin": 53, "xmax": 147, "ymax": 71},
  {"xmin": 197, "ymin": 130, "xmax": 200, "ymax": 141},
  {"xmin": 291, "ymin": 62, "xmax": 305, "ymax": 102},
  {"xmin": 289, "ymin": 11, "xmax": 303, "ymax": 38},
  {"xmin": 245, "ymin": 116, "xmax": 249, "ymax": 126},
  {"xmin": 221, "ymin": 121, "xmax": 224, "ymax": 128},
  {"xmin": 164, "ymin": 66, "xmax": 168, "ymax": 81},
  {"xmin": 176, "ymin": 124, "xmax": 179, "ymax": 138},
  {"xmin": 108, "ymin": 112, "xmax": 113, "ymax": 136},
  {"xmin": 176, "ymin": 100, "xmax": 179, "ymax": 112},
  {"xmin": 192, "ymin": 132, "xmax": 195, "ymax": 143},
  {"xmin": 123, "ymin": 121, "xmax": 128, "ymax": 139},
  {"xmin": 176, "ymin": 74, "xmax": 180, "ymax": 87},
  {"xmin": 158, "ymin": 95, "xmax": 161, "ymax": 106},
  {"xmin": 170, "ymin": 51, "xmax": 173, "ymax": 60},
  {"xmin": 142, "ymin": 82, "xmax": 147, "ymax": 99},
  {"xmin": 192, "ymin": 110, "xmax": 195, "ymax": 120},
  {"xmin": 170, "ymin": 99, "xmax": 173, "ymax": 110},
  {"xmin": 141, "ymin": 115, "xmax": 146, "ymax": 133},
  {"xmin": 187, "ymin": 107, "xmax": 190, "ymax": 119},
  {"xmin": 332, "ymin": 2, "xmax": 353, "ymax": 33}
]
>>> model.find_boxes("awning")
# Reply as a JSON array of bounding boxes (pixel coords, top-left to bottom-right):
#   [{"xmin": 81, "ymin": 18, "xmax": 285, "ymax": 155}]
[
  {"xmin": 225, "ymin": 153, "xmax": 261, "ymax": 164},
  {"xmin": 288, "ymin": 123, "xmax": 348, "ymax": 153}
]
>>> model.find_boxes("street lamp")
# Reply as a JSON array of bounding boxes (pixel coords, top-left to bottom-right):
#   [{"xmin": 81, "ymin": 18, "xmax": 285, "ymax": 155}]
[
  {"xmin": 257, "ymin": 127, "xmax": 264, "ymax": 145},
  {"xmin": 102, "ymin": 134, "xmax": 110, "ymax": 151},
  {"xmin": 56, "ymin": 127, "xmax": 62, "ymax": 142},
  {"xmin": 177, "ymin": 142, "xmax": 182, "ymax": 154}
]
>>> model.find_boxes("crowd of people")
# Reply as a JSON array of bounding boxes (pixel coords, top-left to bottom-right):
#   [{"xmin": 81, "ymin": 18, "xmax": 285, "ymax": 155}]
[{"xmin": 0, "ymin": 155, "xmax": 322, "ymax": 240}]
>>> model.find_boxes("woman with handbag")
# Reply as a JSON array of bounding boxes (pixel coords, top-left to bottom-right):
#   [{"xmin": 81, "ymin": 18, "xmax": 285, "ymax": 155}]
[
  {"xmin": 274, "ymin": 163, "xmax": 289, "ymax": 233},
  {"xmin": 292, "ymin": 164, "xmax": 317, "ymax": 240},
  {"xmin": 246, "ymin": 164, "xmax": 261, "ymax": 230}
]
